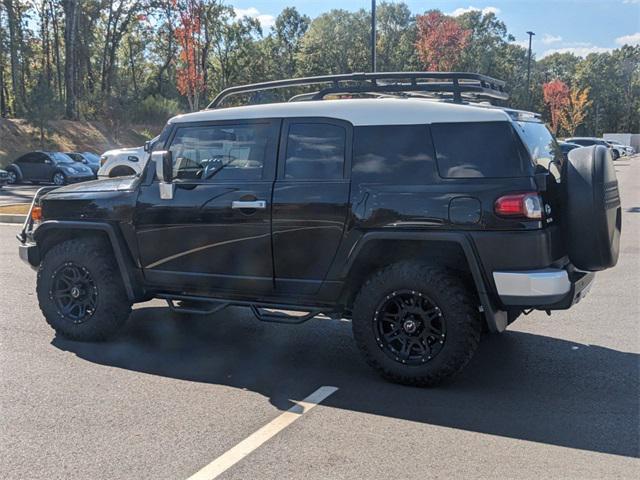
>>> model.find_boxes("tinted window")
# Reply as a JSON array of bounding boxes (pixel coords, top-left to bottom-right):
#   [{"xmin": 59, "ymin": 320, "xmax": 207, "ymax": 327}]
[
  {"xmin": 353, "ymin": 125, "xmax": 436, "ymax": 184},
  {"xmin": 16, "ymin": 153, "xmax": 36, "ymax": 163},
  {"xmin": 432, "ymin": 121, "xmax": 530, "ymax": 178},
  {"xmin": 571, "ymin": 139, "xmax": 594, "ymax": 146},
  {"xmin": 284, "ymin": 123, "xmax": 345, "ymax": 180},
  {"xmin": 514, "ymin": 121, "xmax": 562, "ymax": 168},
  {"xmin": 169, "ymin": 123, "xmax": 277, "ymax": 181}
]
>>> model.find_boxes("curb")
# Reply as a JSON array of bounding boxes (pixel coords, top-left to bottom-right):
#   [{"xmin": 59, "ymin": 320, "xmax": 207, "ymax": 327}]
[{"xmin": 0, "ymin": 214, "xmax": 26, "ymax": 224}]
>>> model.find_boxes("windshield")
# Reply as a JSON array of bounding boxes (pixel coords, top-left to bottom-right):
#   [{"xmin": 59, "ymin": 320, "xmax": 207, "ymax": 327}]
[
  {"xmin": 51, "ymin": 152, "xmax": 75, "ymax": 164},
  {"xmin": 82, "ymin": 152, "xmax": 101, "ymax": 163}
]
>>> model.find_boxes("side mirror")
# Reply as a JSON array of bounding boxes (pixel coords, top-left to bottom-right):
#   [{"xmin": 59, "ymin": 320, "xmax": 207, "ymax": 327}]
[
  {"xmin": 144, "ymin": 140, "xmax": 152, "ymax": 153},
  {"xmin": 151, "ymin": 150, "xmax": 174, "ymax": 200},
  {"xmin": 82, "ymin": 158, "xmax": 88, "ymax": 164}
]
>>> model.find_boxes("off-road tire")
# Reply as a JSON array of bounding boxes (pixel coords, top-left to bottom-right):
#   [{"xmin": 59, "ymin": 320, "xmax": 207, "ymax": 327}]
[
  {"xmin": 352, "ymin": 263, "xmax": 481, "ymax": 387},
  {"xmin": 37, "ymin": 238, "xmax": 132, "ymax": 341}
]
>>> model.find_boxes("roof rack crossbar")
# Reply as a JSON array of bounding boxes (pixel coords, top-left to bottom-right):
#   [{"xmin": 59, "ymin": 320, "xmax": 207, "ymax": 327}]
[{"xmin": 207, "ymin": 72, "xmax": 507, "ymax": 109}]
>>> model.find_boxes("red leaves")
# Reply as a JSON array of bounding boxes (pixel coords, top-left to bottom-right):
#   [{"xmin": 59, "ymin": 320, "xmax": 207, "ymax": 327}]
[
  {"xmin": 542, "ymin": 79, "xmax": 570, "ymax": 134},
  {"xmin": 415, "ymin": 11, "xmax": 471, "ymax": 71},
  {"xmin": 174, "ymin": 0, "xmax": 205, "ymax": 110}
]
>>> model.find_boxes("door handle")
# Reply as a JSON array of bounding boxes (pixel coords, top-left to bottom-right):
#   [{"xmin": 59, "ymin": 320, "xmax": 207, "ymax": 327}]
[{"xmin": 231, "ymin": 200, "xmax": 266, "ymax": 209}]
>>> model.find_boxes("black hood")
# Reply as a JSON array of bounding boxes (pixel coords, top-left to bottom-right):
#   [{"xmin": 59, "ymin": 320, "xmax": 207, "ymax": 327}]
[{"xmin": 46, "ymin": 176, "xmax": 138, "ymax": 195}]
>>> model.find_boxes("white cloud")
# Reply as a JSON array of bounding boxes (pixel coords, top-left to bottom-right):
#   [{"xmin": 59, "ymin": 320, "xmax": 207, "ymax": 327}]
[
  {"xmin": 511, "ymin": 40, "xmax": 529, "ymax": 48},
  {"xmin": 234, "ymin": 7, "xmax": 276, "ymax": 29},
  {"xmin": 448, "ymin": 6, "xmax": 501, "ymax": 17},
  {"xmin": 622, "ymin": 0, "xmax": 640, "ymax": 4},
  {"xmin": 615, "ymin": 32, "xmax": 640, "ymax": 45},
  {"xmin": 542, "ymin": 34, "xmax": 562, "ymax": 45},
  {"xmin": 540, "ymin": 46, "xmax": 613, "ymax": 58}
]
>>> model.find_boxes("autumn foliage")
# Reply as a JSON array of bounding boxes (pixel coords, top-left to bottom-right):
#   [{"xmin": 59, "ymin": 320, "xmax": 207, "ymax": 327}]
[
  {"xmin": 560, "ymin": 87, "xmax": 592, "ymax": 136},
  {"xmin": 542, "ymin": 80, "xmax": 570, "ymax": 134},
  {"xmin": 415, "ymin": 12, "xmax": 471, "ymax": 71},
  {"xmin": 173, "ymin": 0, "xmax": 205, "ymax": 111}
]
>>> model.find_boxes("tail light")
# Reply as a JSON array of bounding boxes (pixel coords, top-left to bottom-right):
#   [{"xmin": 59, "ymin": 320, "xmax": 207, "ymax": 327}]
[{"xmin": 495, "ymin": 192, "xmax": 542, "ymax": 219}]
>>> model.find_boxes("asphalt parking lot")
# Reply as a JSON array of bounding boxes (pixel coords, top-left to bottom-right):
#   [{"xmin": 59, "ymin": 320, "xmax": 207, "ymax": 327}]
[
  {"xmin": 1, "ymin": 158, "xmax": 638, "ymax": 479},
  {"xmin": 0, "ymin": 184, "xmax": 41, "ymax": 206}
]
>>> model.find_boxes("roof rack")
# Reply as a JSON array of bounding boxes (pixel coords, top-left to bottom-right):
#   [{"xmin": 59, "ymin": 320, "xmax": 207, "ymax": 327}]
[{"xmin": 207, "ymin": 72, "xmax": 508, "ymax": 109}]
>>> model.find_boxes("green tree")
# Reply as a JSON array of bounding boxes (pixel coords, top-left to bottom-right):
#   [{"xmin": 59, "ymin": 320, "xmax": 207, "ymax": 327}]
[
  {"xmin": 24, "ymin": 72, "xmax": 60, "ymax": 148},
  {"xmin": 376, "ymin": 2, "xmax": 418, "ymax": 71},
  {"xmin": 297, "ymin": 9, "xmax": 370, "ymax": 75}
]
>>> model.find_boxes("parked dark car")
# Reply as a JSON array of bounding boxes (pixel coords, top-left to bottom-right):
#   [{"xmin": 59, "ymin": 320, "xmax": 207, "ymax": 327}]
[
  {"xmin": 6, "ymin": 151, "xmax": 95, "ymax": 186},
  {"xmin": 0, "ymin": 168, "xmax": 8, "ymax": 188},
  {"xmin": 64, "ymin": 152, "xmax": 100, "ymax": 176},
  {"xmin": 558, "ymin": 141, "xmax": 582, "ymax": 161},
  {"xmin": 565, "ymin": 137, "xmax": 619, "ymax": 160}
]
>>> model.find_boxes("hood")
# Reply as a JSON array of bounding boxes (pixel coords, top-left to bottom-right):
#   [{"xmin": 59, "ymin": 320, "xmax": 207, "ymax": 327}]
[
  {"xmin": 46, "ymin": 176, "xmax": 138, "ymax": 195},
  {"xmin": 102, "ymin": 146, "xmax": 145, "ymax": 157}
]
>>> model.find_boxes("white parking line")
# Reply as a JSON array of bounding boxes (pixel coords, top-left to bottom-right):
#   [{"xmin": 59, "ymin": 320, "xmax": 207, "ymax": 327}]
[{"xmin": 186, "ymin": 386, "xmax": 339, "ymax": 480}]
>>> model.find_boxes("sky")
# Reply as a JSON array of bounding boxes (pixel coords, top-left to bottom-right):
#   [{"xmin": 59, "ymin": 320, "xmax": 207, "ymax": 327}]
[{"xmin": 228, "ymin": 0, "xmax": 640, "ymax": 58}]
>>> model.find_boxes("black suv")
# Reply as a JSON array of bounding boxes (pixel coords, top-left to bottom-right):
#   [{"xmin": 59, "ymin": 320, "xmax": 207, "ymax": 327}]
[{"xmin": 17, "ymin": 73, "xmax": 621, "ymax": 386}]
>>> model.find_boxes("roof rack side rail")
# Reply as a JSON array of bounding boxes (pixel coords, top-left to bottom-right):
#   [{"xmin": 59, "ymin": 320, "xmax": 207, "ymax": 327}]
[{"xmin": 207, "ymin": 71, "xmax": 508, "ymax": 109}]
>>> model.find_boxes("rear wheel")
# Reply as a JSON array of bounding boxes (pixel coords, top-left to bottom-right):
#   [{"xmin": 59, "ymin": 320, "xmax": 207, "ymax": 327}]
[
  {"xmin": 352, "ymin": 263, "xmax": 481, "ymax": 387},
  {"xmin": 37, "ymin": 238, "xmax": 132, "ymax": 341}
]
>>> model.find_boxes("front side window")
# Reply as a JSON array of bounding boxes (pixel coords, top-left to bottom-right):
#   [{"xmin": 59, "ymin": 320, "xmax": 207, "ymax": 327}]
[
  {"xmin": 284, "ymin": 123, "xmax": 346, "ymax": 180},
  {"xmin": 432, "ymin": 121, "xmax": 531, "ymax": 178},
  {"xmin": 168, "ymin": 123, "xmax": 276, "ymax": 181}
]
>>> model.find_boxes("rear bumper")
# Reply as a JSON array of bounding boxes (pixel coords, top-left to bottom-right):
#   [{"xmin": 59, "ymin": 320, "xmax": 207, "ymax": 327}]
[{"xmin": 493, "ymin": 268, "xmax": 595, "ymax": 309}]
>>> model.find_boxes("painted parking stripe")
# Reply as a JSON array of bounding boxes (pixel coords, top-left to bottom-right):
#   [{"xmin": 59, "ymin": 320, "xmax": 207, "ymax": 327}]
[{"xmin": 186, "ymin": 386, "xmax": 339, "ymax": 480}]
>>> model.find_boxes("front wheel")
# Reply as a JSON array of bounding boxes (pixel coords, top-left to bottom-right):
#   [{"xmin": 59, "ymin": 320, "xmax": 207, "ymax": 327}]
[
  {"xmin": 52, "ymin": 171, "xmax": 67, "ymax": 186},
  {"xmin": 352, "ymin": 263, "xmax": 481, "ymax": 387},
  {"xmin": 6, "ymin": 169, "xmax": 18, "ymax": 184},
  {"xmin": 37, "ymin": 238, "xmax": 132, "ymax": 341}
]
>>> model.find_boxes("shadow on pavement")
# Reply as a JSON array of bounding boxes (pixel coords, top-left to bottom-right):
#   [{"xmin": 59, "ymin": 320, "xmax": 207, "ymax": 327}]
[{"xmin": 52, "ymin": 305, "xmax": 640, "ymax": 458}]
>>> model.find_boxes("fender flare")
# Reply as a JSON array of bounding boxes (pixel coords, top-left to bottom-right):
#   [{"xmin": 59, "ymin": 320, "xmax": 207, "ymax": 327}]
[
  {"xmin": 340, "ymin": 230, "xmax": 507, "ymax": 333},
  {"xmin": 33, "ymin": 221, "xmax": 138, "ymax": 300}
]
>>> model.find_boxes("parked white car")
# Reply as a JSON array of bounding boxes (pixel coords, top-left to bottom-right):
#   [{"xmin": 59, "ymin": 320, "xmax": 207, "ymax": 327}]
[{"xmin": 97, "ymin": 136, "xmax": 159, "ymax": 178}]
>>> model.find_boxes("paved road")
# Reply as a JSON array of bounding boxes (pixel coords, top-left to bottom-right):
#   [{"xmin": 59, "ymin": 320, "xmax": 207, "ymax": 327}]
[
  {"xmin": 0, "ymin": 184, "xmax": 41, "ymax": 206},
  {"xmin": 1, "ymin": 160, "xmax": 639, "ymax": 479}
]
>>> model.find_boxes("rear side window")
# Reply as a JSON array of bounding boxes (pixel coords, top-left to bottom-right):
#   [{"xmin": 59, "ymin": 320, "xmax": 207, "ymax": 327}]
[
  {"xmin": 284, "ymin": 123, "xmax": 346, "ymax": 180},
  {"xmin": 432, "ymin": 121, "xmax": 530, "ymax": 178},
  {"xmin": 352, "ymin": 125, "xmax": 436, "ymax": 184}
]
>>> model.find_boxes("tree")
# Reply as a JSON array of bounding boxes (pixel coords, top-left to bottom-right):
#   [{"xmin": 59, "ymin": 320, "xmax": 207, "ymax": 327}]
[
  {"xmin": 376, "ymin": 2, "xmax": 418, "ymax": 71},
  {"xmin": 24, "ymin": 72, "xmax": 60, "ymax": 148},
  {"xmin": 297, "ymin": 9, "xmax": 370, "ymax": 75},
  {"xmin": 542, "ymin": 79, "xmax": 570, "ymax": 134},
  {"xmin": 415, "ymin": 11, "xmax": 470, "ymax": 71},
  {"xmin": 559, "ymin": 87, "xmax": 591, "ymax": 136},
  {"xmin": 174, "ymin": 0, "xmax": 205, "ymax": 111},
  {"xmin": 272, "ymin": 7, "xmax": 310, "ymax": 77}
]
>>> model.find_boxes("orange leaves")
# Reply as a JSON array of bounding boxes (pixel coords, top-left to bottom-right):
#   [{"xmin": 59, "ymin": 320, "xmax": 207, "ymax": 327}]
[
  {"xmin": 174, "ymin": 0, "xmax": 205, "ymax": 110},
  {"xmin": 543, "ymin": 80, "xmax": 592, "ymax": 135},
  {"xmin": 415, "ymin": 11, "xmax": 471, "ymax": 71}
]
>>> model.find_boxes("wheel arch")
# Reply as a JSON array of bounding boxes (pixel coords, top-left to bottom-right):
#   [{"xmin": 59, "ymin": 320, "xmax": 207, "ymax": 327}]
[
  {"xmin": 109, "ymin": 165, "xmax": 137, "ymax": 178},
  {"xmin": 338, "ymin": 231, "xmax": 507, "ymax": 332},
  {"xmin": 33, "ymin": 221, "xmax": 140, "ymax": 301},
  {"xmin": 6, "ymin": 164, "xmax": 22, "ymax": 180}
]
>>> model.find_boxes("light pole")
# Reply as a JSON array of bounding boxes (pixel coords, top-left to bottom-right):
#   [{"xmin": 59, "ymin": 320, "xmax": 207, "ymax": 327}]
[
  {"xmin": 526, "ymin": 31, "xmax": 535, "ymax": 107},
  {"xmin": 371, "ymin": 0, "xmax": 377, "ymax": 72}
]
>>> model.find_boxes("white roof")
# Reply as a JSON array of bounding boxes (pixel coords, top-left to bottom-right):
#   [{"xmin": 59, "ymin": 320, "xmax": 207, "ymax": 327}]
[{"xmin": 168, "ymin": 98, "xmax": 510, "ymax": 126}]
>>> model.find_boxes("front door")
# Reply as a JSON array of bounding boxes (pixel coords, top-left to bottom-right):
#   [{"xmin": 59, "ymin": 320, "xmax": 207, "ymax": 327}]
[
  {"xmin": 134, "ymin": 120, "xmax": 280, "ymax": 296},
  {"xmin": 272, "ymin": 118, "xmax": 352, "ymax": 295}
]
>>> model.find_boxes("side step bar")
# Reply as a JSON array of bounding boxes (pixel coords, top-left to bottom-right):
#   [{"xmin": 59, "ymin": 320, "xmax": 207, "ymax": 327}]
[{"xmin": 157, "ymin": 293, "xmax": 330, "ymax": 325}]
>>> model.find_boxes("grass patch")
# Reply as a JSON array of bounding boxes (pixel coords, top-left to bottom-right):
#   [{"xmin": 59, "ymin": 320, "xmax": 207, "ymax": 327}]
[{"xmin": 0, "ymin": 204, "xmax": 30, "ymax": 214}]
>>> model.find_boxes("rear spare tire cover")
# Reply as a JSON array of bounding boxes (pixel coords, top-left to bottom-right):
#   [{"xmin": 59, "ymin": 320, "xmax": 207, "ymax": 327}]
[{"xmin": 565, "ymin": 145, "xmax": 621, "ymax": 271}]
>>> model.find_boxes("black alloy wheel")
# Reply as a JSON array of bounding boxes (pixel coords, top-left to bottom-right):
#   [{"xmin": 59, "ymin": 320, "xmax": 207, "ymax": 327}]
[
  {"xmin": 50, "ymin": 262, "xmax": 98, "ymax": 324},
  {"xmin": 374, "ymin": 290, "xmax": 446, "ymax": 365}
]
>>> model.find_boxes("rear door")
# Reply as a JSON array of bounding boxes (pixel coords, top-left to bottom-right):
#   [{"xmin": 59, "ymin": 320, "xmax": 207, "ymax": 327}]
[{"xmin": 272, "ymin": 118, "xmax": 352, "ymax": 295}]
